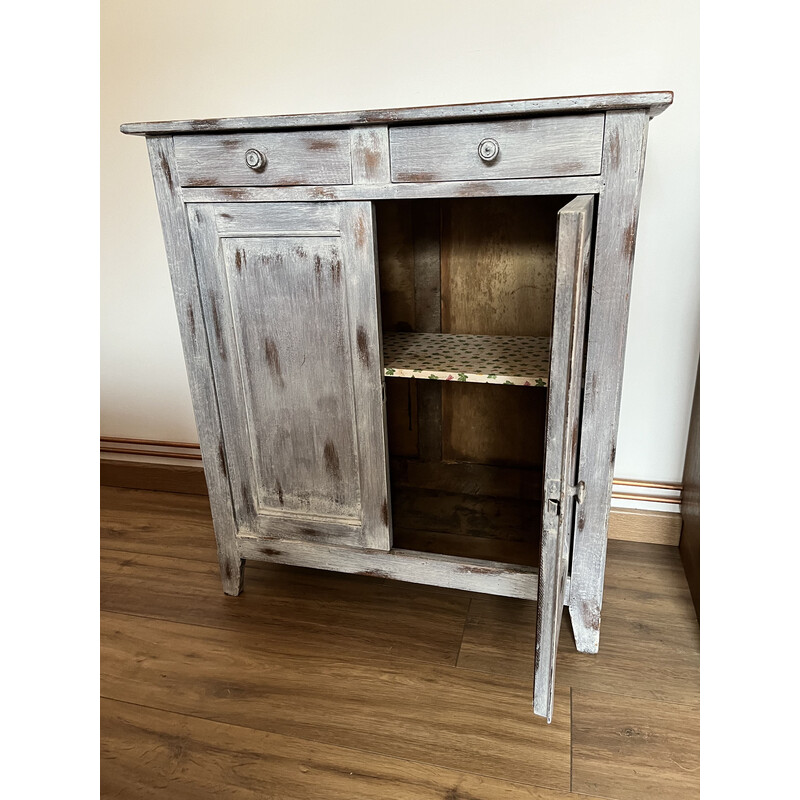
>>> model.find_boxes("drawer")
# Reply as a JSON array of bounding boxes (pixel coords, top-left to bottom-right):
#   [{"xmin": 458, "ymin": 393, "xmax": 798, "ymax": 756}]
[
  {"xmin": 389, "ymin": 114, "xmax": 604, "ymax": 183},
  {"xmin": 173, "ymin": 131, "xmax": 352, "ymax": 187}
]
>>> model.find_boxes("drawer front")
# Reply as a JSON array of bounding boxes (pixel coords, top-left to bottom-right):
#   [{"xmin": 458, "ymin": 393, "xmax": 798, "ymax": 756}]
[
  {"xmin": 173, "ymin": 131, "xmax": 352, "ymax": 187},
  {"xmin": 389, "ymin": 114, "xmax": 604, "ymax": 183}
]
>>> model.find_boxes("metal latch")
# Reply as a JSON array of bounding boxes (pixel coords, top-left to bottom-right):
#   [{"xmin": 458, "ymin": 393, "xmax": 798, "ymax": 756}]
[
  {"xmin": 567, "ymin": 480, "xmax": 586, "ymax": 505},
  {"xmin": 546, "ymin": 480, "xmax": 586, "ymax": 517}
]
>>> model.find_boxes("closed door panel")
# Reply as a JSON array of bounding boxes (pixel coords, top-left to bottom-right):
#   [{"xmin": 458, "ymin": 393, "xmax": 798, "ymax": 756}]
[
  {"xmin": 220, "ymin": 236, "xmax": 361, "ymax": 518},
  {"xmin": 188, "ymin": 202, "xmax": 391, "ymax": 551}
]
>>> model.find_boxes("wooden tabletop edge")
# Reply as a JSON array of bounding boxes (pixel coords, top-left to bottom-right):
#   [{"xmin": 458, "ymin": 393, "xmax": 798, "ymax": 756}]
[{"xmin": 120, "ymin": 91, "xmax": 674, "ymax": 136}]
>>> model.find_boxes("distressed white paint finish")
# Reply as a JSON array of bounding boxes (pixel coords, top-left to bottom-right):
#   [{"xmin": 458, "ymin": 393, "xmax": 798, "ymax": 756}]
[
  {"xmin": 120, "ymin": 91, "xmax": 672, "ymax": 135},
  {"xmin": 145, "ymin": 136, "xmax": 244, "ymax": 596},
  {"xmin": 390, "ymin": 115, "xmax": 604, "ymax": 182},
  {"xmin": 350, "ymin": 125, "xmax": 391, "ymax": 185},
  {"xmin": 211, "ymin": 202, "xmax": 339, "ymax": 234},
  {"xmin": 173, "ymin": 131, "xmax": 352, "ymax": 186},
  {"xmin": 223, "ymin": 236, "xmax": 363, "ymax": 518},
  {"xmin": 237, "ymin": 536, "xmax": 561, "ymax": 601},
  {"xmin": 534, "ymin": 195, "xmax": 594, "ymax": 722},
  {"xmin": 188, "ymin": 201, "xmax": 391, "ymax": 551},
  {"xmin": 569, "ymin": 111, "xmax": 651, "ymax": 654},
  {"xmin": 127, "ymin": 96, "xmax": 671, "ymax": 721},
  {"xmin": 179, "ymin": 175, "xmax": 605, "ymax": 203},
  {"xmin": 339, "ymin": 203, "xmax": 393, "ymax": 550}
]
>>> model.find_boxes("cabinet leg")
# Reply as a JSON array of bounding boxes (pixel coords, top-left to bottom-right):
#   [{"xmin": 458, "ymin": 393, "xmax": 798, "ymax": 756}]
[
  {"xmin": 219, "ymin": 556, "xmax": 246, "ymax": 596},
  {"xmin": 569, "ymin": 599, "xmax": 600, "ymax": 654}
]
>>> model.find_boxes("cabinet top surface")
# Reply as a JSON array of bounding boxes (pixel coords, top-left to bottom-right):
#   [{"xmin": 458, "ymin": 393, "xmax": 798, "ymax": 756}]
[{"xmin": 120, "ymin": 90, "xmax": 672, "ymax": 136}]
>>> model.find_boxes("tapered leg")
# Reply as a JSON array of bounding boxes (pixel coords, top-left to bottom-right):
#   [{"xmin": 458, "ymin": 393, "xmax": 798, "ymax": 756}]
[
  {"xmin": 146, "ymin": 134, "xmax": 246, "ymax": 602},
  {"xmin": 569, "ymin": 596, "xmax": 602, "ymax": 654},
  {"xmin": 220, "ymin": 556, "xmax": 246, "ymax": 596}
]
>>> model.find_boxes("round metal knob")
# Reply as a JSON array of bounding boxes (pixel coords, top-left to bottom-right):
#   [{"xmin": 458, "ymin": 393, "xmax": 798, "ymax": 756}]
[
  {"xmin": 244, "ymin": 148, "xmax": 267, "ymax": 171},
  {"xmin": 478, "ymin": 138, "xmax": 499, "ymax": 162}
]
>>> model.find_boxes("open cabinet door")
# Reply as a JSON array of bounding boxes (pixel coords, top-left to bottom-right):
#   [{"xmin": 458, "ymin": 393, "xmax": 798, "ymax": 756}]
[{"xmin": 534, "ymin": 195, "xmax": 595, "ymax": 721}]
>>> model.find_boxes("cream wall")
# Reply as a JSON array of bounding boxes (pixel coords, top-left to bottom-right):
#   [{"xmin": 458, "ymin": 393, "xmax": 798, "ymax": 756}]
[{"xmin": 101, "ymin": 0, "xmax": 699, "ymax": 483}]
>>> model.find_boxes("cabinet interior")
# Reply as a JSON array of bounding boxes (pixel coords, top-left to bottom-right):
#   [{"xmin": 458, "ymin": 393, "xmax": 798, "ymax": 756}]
[{"xmin": 375, "ymin": 196, "xmax": 573, "ymax": 569}]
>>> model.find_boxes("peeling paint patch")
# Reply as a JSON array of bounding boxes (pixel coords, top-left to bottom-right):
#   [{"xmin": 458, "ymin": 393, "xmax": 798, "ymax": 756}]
[
  {"xmin": 396, "ymin": 172, "xmax": 435, "ymax": 182},
  {"xmin": 364, "ymin": 147, "xmax": 381, "ymax": 175},
  {"xmin": 186, "ymin": 302, "xmax": 196, "ymax": 338},
  {"xmin": 264, "ymin": 338, "xmax": 284, "ymax": 388},
  {"xmin": 306, "ymin": 137, "xmax": 337, "ymax": 151},
  {"xmin": 210, "ymin": 297, "xmax": 227, "ymax": 361},
  {"xmin": 356, "ymin": 326, "xmax": 370, "ymax": 367},
  {"xmin": 359, "ymin": 569, "xmax": 392, "ymax": 579},
  {"xmin": 355, "ymin": 215, "xmax": 367, "ymax": 248},
  {"xmin": 323, "ymin": 440, "xmax": 342, "ymax": 483},
  {"xmin": 622, "ymin": 219, "xmax": 637, "ymax": 262},
  {"xmin": 159, "ymin": 152, "xmax": 174, "ymax": 192},
  {"xmin": 457, "ymin": 565, "xmax": 499, "ymax": 575},
  {"xmin": 330, "ymin": 257, "xmax": 342, "ymax": 284},
  {"xmin": 218, "ymin": 443, "xmax": 228, "ymax": 479}
]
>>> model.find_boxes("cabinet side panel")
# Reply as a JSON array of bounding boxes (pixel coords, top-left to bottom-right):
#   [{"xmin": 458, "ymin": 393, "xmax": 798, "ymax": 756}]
[
  {"xmin": 569, "ymin": 111, "xmax": 650, "ymax": 653},
  {"xmin": 145, "ymin": 136, "xmax": 243, "ymax": 595}
]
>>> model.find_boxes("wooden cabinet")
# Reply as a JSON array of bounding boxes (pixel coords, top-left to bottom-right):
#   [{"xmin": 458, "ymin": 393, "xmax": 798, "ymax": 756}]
[{"xmin": 123, "ymin": 91, "xmax": 672, "ymax": 720}]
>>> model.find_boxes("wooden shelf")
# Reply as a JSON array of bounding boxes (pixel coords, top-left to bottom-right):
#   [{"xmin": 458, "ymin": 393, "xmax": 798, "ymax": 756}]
[{"xmin": 382, "ymin": 332, "xmax": 551, "ymax": 387}]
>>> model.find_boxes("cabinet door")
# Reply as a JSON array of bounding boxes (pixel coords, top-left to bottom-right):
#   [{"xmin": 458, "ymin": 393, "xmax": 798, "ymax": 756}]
[
  {"xmin": 534, "ymin": 195, "xmax": 595, "ymax": 721},
  {"xmin": 188, "ymin": 201, "xmax": 391, "ymax": 551}
]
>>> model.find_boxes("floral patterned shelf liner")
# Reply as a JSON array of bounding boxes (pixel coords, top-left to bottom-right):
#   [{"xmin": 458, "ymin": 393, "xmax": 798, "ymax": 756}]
[{"xmin": 382, "ymin": 332, "xmax": 551, "ymax": 386}]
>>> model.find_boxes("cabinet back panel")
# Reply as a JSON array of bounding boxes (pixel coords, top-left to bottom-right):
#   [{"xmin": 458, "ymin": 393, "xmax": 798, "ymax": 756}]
[
  {"xmin": 440, "ymin": 197, "xmax": 560, "ymax": 468},
  {"xmin": 440, "ymin": 197, "xmax": 563, "ymax": 337},
  {"xmin": 388, "ymin": 456, "xmax": 541, "ymax": 567},
  {"xmin": 377, "ymin": 197, "xmax": 563, "ymax": 471},
  {"xmin": 221, "ymin": 237, "xmax": 362, "ymax": 519},
  {"xmin": 441, "ymin": 383, "xmax": 547, "ymax": 467}
]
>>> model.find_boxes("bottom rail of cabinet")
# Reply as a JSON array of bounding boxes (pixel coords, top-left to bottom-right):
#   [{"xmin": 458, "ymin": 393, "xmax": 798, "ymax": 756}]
[{"xmin": 237, "ymin": 535, "xmax": 571, "ymax": 603}]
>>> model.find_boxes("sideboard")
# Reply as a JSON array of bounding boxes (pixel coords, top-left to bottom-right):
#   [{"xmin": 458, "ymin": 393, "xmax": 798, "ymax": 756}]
[{"xmin": 122, "ymin": 91, "xmax": 672, "ymax": 721}]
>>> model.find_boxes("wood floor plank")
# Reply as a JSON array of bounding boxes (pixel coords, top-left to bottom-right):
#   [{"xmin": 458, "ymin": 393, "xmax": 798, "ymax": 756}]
[
  {"xmin": 571, "ymin": 689, "xmax": 699, "ymax": 800},
  {"xmin": 599, "ymin": 541, "xmax": 698, "ymax": 624},
  {"xmin": 101, "ymin": 486, "xmax": 219, "ymax": 562},
  {"xmin": 101, "ymin": 549, "xmax": 470, "ymax": 667},
  {"xmin": 102, "ymin": 697, "xmax": 599, "ymax": 800},
  {"xmin": 456, "ymin": 542, "xmax": 699, "ymax": 705},
  {"xmin": 100, "ymin": 611, "xmax": 571, "ymax": 790}
]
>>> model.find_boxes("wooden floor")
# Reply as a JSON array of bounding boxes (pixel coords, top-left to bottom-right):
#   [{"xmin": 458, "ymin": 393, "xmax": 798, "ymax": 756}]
[{"xmin": 100, "ymin": 485, "xmax": 699, "ymax": 799}]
